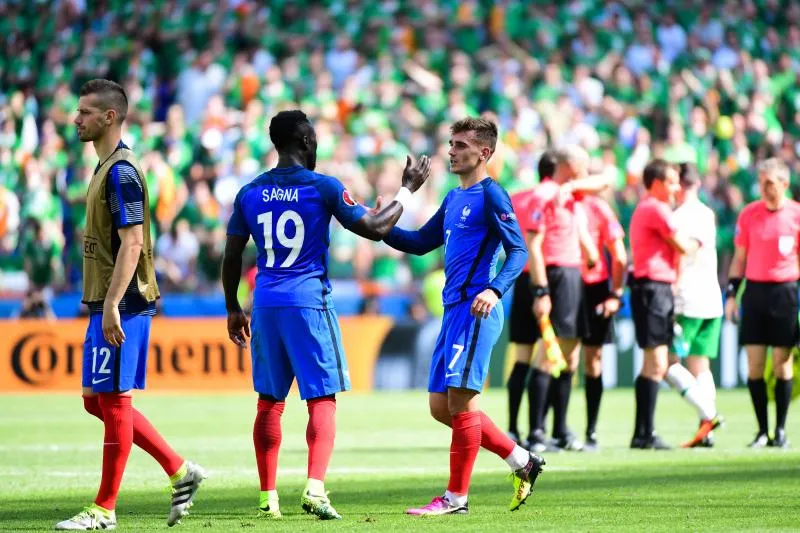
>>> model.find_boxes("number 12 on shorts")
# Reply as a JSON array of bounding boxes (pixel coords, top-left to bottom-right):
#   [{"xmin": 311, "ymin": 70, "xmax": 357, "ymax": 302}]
[{"xmin": 92, "ymin": 346, "xmax": 112, "ymax": 375}]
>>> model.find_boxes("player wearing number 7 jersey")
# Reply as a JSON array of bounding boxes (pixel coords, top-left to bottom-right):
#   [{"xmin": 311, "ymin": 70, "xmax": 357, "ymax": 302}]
[
  {"xmin": 221, "ymin": 110, "xmax": 430, "ymax": 520},
  {"xmin": 383, "ymin": 118, "xmax": 544, "ymax": 517}
]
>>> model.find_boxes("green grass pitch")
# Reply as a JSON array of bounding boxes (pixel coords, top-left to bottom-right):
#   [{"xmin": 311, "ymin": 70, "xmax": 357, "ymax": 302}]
[{"xmin": 1, "ymin": 389, "xmax": 799, "ymax": 532}]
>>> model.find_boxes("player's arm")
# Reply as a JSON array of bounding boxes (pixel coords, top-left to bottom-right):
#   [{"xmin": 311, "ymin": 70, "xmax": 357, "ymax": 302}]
[
  {"xmin": 221, "ymin": 191, "xmax": 252, "ymax": 347},
  {"xmin": 576, "ymin": 205, "xmax": 599, "ymax": 269},
  {"xmin": 344, "ymin": 155, "xmax": 431, "ymax": 241},
  {"xmin": 609, "ymin": 238, "xmax": 627, "ymax": 297},
  {"xmin": 724, "ymin": 207, "xmax": 749, "ymax": 323},
  {"xmin": 485, "ymin": 185, "xmax": 529, "ymax": 297},
  {"xmin": 472, "ymin": 186, "xmax": 528, "ymax": 317},
  {"xmin": 383, "ymin": 196, "xmax": 447, "ymax": 255},
  {"xmin": 725, "ymin": 244, "xmax": 747, "ymax": 323},
  {"xmin": 525, "ymin": 193, "xmax": 550, "ymax": 317},
  {"xmin": 563, "ymin": 174, "xmax": 614, "ymax": 195},
  {"xmin": 665, "ymin": 231, "xmax": 701, "ymax": 255}
]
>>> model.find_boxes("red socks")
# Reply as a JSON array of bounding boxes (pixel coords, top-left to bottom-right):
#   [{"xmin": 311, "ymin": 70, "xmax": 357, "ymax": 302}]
[
  {"xmin": 306, "ymin": 397, "xmax": 336, "ymax": 481},
  {"xmin": 83, "ymin": 395, "xmax": 184, "ymax": 478},
  {"xmin": 94, "ymin": 394, "xmax": 134, "ymax": 510},
  {"xmin": 254, "ymin": 399, "xmax": 285, "ymax": 491},
  {"xmin": 447, "ymin": 411, "xmax": 481, "ymax": 496},
  {"xmin": 479, "ymin": 411, "xmax": 515, "ymax": 458}
]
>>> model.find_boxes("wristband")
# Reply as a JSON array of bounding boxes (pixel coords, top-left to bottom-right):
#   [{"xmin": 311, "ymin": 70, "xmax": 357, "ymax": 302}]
[
  {"xmin": 531, "ymin": 285, "xmax": 549, "ymax": 298},
  {"xmin": 393, "ymin": 187, "xmax": 413, "ymax": 210},
  {"xmin": 725, "ymin": 277, "xmax": 742, "ymax": 299},
  {"xmin": 607, "ymin": 291, "xmax": 622, "ymax": 301}
]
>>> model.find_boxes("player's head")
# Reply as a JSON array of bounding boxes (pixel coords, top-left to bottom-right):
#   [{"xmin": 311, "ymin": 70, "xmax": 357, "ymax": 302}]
[
  {"xmin": 677, "ymin": 161, "xmax": 700, "ymax": 203},
  {"xmin": 269, "ymin": 110, "xmax": 317, "ymax": 171},
  {"xmin": 552, "ymin": 145, "xmax": 589, "ymax": 184},
  {"xmin": 537, "ymin": 150, "xmax": 557, "ymax": 182},
  {"xmin": 643, "ymin": 158, "xmax": 680, "ymax": 203},
  {"xmin": 75, "ymin": 79, "xmax": 128, "ymax": 142},
  {"xmin": 448, "ymin": 117, "xmax": 497, "ymax": 177},
  {"xmin": 757, "ymin": 157, "xmax": 790, "ymax": 205}
]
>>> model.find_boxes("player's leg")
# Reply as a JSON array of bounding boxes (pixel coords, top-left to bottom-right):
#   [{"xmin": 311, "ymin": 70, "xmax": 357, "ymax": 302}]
[
  {"xmin": 550, "ymin": 338, "xmax": 580, "ymax": 448},
  {"xmin": 507, "ymin": 274, "xmax": 537, "ymax": 444},
  {"xmin": 526, "ymin": 342, "xmax": 554, "ymax": 452},
  {"xmin": 680, "ymin": 317, "xmax": 724, "ymax": 447},
  {"xmin": 507, "ymin": 343, "xmax": 533, "ymax": 444},
  {"xmin": 409, "ymin": 302, "xmax": 543, "ymax": 516},
  {"xmin": 630, "ymin": 281, "xmax": 672, "ymax": 450},
  {"xmin": 770, "ymin": 347, "xmax": 793, "ymax": 448},
  {"xmin": 59, "ymin": 315, "xmax": 135, "ymax": 530},
  {"xmin": 284, "ymin": 307, "xmax": 349, "ymax": 520},
  {"xmin": 583, "ymin": 344, "xmax": 603, "ymax": 449},
  {"xmin": 250, "ymin": 307, "xmax": 293, "ymax": 519},
  {"xmin": 767, "ymin": 283, "xmax": 799, "ymax": 448},
  {"xmin": 739, "ymin": 281, "xmax": 771, "ymax": 447},
  {"xmin": 666, "ymin": 317, "xmax": 717, "ymax": 446},
  {"xmin": 582, "ymin": 281, "xmax": 614, "ymax": 450},
  {"xmin": 547, "ymin": 266, "xmax": 584, "ymax": 450},
  {"xmin": 430, "ymin": 389, "xmax": 537, "ymax": 479},
  {"xmin": 745, "ymin": 345, "xmax": 769, "ymax": 447}
]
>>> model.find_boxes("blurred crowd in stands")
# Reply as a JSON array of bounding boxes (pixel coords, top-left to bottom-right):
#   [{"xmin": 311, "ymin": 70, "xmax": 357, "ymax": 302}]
[{"xmin": 2, "ymin": 0, "xmax": 800, "ymax": 317}]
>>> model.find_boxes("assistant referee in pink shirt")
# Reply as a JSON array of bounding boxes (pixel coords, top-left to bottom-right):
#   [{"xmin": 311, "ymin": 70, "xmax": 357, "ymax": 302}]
[
  {"xmin": 725, "ymin": 158, "xmax": 800, "ymax": 449},
  {"xmin": 629, "ymin": 159, "xmax": 699, "ymax": 450}
]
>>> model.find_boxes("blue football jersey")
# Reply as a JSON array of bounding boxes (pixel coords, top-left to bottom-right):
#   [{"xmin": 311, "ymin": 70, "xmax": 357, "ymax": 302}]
[
  {"xmin": 385, "ymin": 177, "xmax": 527, "ymax": 306},
  {"xmin": 227, "ymin": 165, "xmax": 367, "ymax": 309}
]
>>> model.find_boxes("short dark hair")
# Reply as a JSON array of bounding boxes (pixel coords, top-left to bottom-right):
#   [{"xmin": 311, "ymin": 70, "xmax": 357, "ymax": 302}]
[
  {"xmin": 538, "ymin": 150, "xmax": 557, "ymax": 181},
  {"xmin": 642, "ymin": 158, "xmax": 674, "ymax": 189},
  {"xmin": 450, "ymin": 117, "xmax": 498, "ymax": 152},
  {"xmin": 269, "ymin": 110, "xmax": 313, "ymax": 151},
  {"xmin": 678, "ymin": 162, "xmax": 700, "ymax": 187},
  {"xmin": 79, "ymin": 79, "xmax": 128, "ymax": 123}
]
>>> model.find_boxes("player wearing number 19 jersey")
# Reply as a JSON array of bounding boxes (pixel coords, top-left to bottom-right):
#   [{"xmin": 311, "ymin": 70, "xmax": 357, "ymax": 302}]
[
  {"xmin": 384, "ymin": 118, "xmax": 544, "ymax": 517},
  {"xmin": 222, "ymin": 110, "xmax": 430, "ymax": 520}
]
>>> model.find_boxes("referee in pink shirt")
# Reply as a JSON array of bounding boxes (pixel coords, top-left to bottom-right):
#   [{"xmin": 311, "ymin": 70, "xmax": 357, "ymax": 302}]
[
  {"xmin": 629, "ymin": 159, "xmax": 699, "ymax": 450},
  {"xmin": 725, "ymin": 158, "xmax": 800, "ymax": 449},
  {"xmin": 578, "ymin": 192, "xmax": 627, "ymax": 451},
  {"xmin": 528, "ymin": 146, "xmax": 598, "ymax": 452}
]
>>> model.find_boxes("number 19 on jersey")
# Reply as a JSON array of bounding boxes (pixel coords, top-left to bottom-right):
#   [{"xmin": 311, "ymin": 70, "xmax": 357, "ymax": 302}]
[{"xmin": 258, "ymin": 210, "xmax": 305, "ymax": 268}]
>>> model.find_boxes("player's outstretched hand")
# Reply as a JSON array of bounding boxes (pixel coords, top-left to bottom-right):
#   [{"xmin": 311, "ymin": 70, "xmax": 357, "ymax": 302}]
[
  {"xmin": 471, "ymin": 289, "xmax": 498, "ymax": 319},
  {"xmin": 227, "ymin": 309, "xmax": 251, "ymax": 347},
  {"xmin": 102, "ymin": 302, "xmax": 126, "ymax": 347},
  {"xmin": 402, "ymin": 155, "xmax": 431, "ymax": 193}
]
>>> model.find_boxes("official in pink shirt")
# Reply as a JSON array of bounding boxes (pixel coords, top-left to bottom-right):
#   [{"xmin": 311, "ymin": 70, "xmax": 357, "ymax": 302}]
[
  {"xmin": 526, "ymin": 146, "xmax": 598, "ymax": 452},
  {"xmin": 628, "ymin": 159, "xmax": 699, "ymax": 450},
  {"xmin": 505, "ymin": 152, "xmax": 557, "ymax": 446},
  {"xmin": 725, "ymin": 158, "xmax": 800, "ymax": 449},
  {"xmin": 577, "ymin": 193, "xmax": 627, "ymax": 450}
]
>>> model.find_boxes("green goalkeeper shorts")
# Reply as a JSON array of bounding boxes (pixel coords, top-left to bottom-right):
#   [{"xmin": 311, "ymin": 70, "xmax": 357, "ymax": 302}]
[{"xmin": 671, "ymin": 316, "xmax": 722, "ymax": 359}]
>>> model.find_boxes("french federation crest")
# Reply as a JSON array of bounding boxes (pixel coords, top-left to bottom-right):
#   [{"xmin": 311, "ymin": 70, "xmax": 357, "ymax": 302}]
[{"xmin": 461, "ymin": 205, "xmax": 471, "ymax": 221}]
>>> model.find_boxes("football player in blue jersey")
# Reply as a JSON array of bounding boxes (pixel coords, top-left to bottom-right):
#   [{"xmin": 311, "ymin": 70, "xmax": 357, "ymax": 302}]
[
  {"xmin": 221, "ymin": 110, "xmax": 430, "ymax": 520},
  {"xmin": 385, "ymin": 117, "xmax": 545, "ymax": 516}
]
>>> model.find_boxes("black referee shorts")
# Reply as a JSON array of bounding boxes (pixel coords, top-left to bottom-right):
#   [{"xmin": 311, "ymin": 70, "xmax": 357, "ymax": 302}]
[
  {"xmin": 539, "ymin": 265, "xmax": 585, "ymax": 340},
  {"xmin": 509, "ymin": 273, "xmax": 539, "ymax": 345},
  {"xmin": 582, "ymin": 280, "xmax": 615, "ymax": 347},
  {"xmin": 739, "ymin": 281, "xmax": 799, "ymax": 348},
  {"xmin": 630, "ymin": 278, "xmax": 674, "ymax": 349}
]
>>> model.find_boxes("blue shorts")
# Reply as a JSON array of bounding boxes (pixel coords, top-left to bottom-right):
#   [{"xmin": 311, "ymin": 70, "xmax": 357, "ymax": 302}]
[
  {"xmin": 82, "ymin": 313, "xmax": 151, "ymax": 393},
  {"xmin": 429, "ymin": 299, "xmax": 504, "ymax": 393},
  {"xmin": 250, "ymin": 307, "xmax": 350, "ymax": 401}
]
